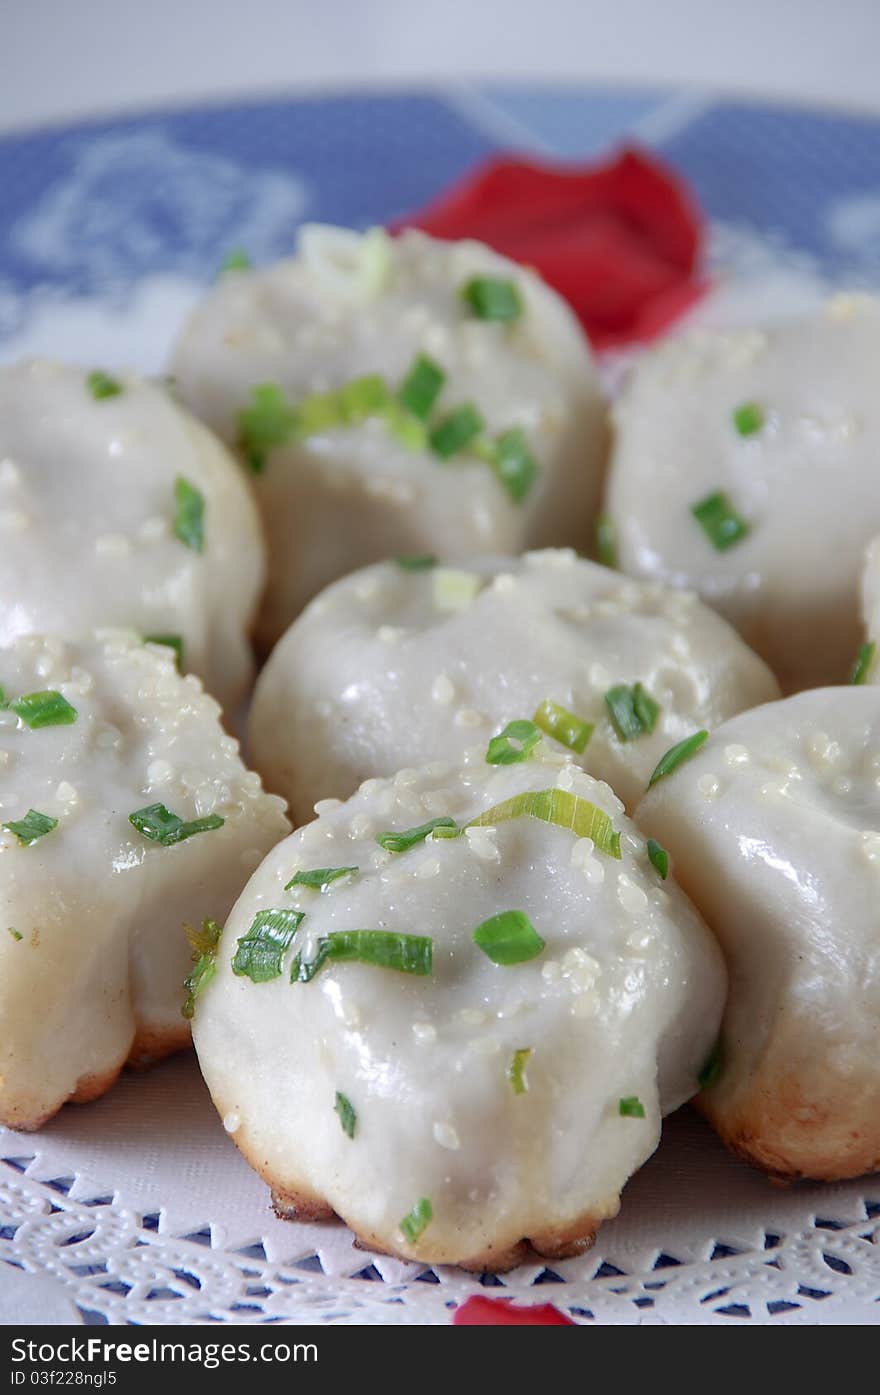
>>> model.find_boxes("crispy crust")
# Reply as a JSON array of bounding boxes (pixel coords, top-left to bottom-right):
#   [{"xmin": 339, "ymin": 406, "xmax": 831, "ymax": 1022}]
[
  {"xmin": 0, "ymin": 1020, "xmax": 192, "ymax": 1132},
  {"xmin": 127, "ymin": 1021, "xmax": 191, "ymax": 1071},
  {"xmin": 0, "ymin": 1059, "xmax": 125, "ymax": 1133},
  {"xmin": 698, "ymin": 1071, "xmax": 880, "ymax": 1183},
  {"xmin": 268, "ymin": 1164, "xmax": 608, "ymax": 1272}
]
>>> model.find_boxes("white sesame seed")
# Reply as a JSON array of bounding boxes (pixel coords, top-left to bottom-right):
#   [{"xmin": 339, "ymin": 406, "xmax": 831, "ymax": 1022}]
[
  {"xmin": 314, "ymin": 798, "xmax": 343, "ymax": 816},
  {"xmin": 417, "ymin": 857, "xmax": 440, "ymax": 879},
  {"xmin": 223, "ymin": 1112, "xmax": 241, "ymax": 1134},
  {"xmin": 431, "ymin": 673, "xmax": 455, "ymax": 704},
  {"xmin": 454, "ymin": 707, "xmax": 484, "ymax": 728},
  {"xmin": 55, "ymin": 782, "xmax": 78, "ymax": 805},
  {"xmin": 724, "ymin": 743, "xmax": 750, "ymax": 767},
  {"xmin": 413, "ymin": 1021, "xmax": 437, "ymax": 1045},
  {"xmin": 697, "ymin": 773, "xmax": 720, "ymax": 801},
  {"xmin": 433, "ymin": 1122, "xmax": 460, "ymax": 1151}
]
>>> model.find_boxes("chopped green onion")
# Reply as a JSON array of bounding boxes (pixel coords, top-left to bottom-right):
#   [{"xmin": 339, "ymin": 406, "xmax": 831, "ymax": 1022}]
[
  {"xmin": 376, "ymin": 818, "xmax": 458, "ymax": 853},
  {"xmin": 461, "ymin": 276, "xmax": 523, "ymax": 322},
  {"xmin": 285, "ymin": 866, "xmax": 358, "ymax": 892},
  {"xmin": 647, "ymin": 730, "xmax": 709, "ymax": 788},
  {"xmin": 532, "ymin": 699, "xmax": 593, "ymax": 754},
  {"xmin": 339, "ymin": 374, "xmax": 392, "ymax": 422},
  {"xmin": 182, "ymin": 918, "xmax": 222, "ymax": 1019},
  {"xmin": 10, "ymin": 690, "xmax": 77, "ymax": 729},
  {"xmin": 698, "ymin": 1039, "xmax": 722, "ymax": 1091},
  {"xmin": 596, "ymin": 513, "xmax": 617, "ymax": 569},
  {"xmin": 232, "ymin": 908, "xmax": 305, "ymax": 982},
  {"xmin": 129, "ymin": 803, "xmax": 224, "ymax": 846},
  {"xmin": 492, "ymin": 427, "xmax": 538, "ymax": 504},
  {"xmin": 605, "ymin": 683, "xmax": 660, "ymax": 742},
  {"xmin": 508, "ymin": 1047, "xmax": 532, "ymax": 1095},
  {"xmin": 470, "ymin": 787, "xmax": 621, "ymax": 859},
  {"xmin": 733, "ymin": 401, "xmax": 764, "ymax": 436},
  {"xmin": 238, "ymin": 383, "xmax": 299, "ymax": 473},
  {"xmin": 399, "ymin": 1197, "xmax": 433, "ymax": 1244},
  {"xmin": 0, "ymin": 686, "xmax": 6, "ymax": 708},
  {"xmin": 473, "ymin": 910, "xmax": 545, "ymax": 966},
  {"xmin": 144, "ymin": 634, "xmax": 184, "ymax": 672},
  {"xmin": 383, "ymin": 400, "xmax": 429, "ymax": 451},
  {"xmin": 6, "ymin": 927, "xmax": 22, "ymax": 942},
  {"xmin": 3, "ymin": 809, "xmax": 58, "ymax": 846},
  {"xmin": 291, "ymin": 929, "xmax": 433, "ymax": 984},
  {"xmin": 293, "ymin": 390, "xmax": 342, "ymax": 436},
  {"xmin": 619, "ymin": 1096, "xmax": 646, "ymax": 1118},
  {"xmin": 691, "ymin": 491, "xmax": 749, "ymax": 551},
  {"xmin": 396, "ymin": 554, "xmax": 438, "ymax": 572},
  {"xmin": 219, "ymin": 247, "xmax": 251, "ymax": 273},
  {"xmin": 398, "ymin": 354, "xmax": 445, "ymax": 420},
  {"xmin": 173, "ymin": 477, "xmax": 205, "ymax": 553},
  {"xmin": 87, "ymin": 370, "xmax": 123, "ymax": 400},
  {"xmin": 433, "ymin": 567, "xmax": 482, "ymax": 612},
  {"xmin": 429, "ymin": 403, "xmax": 484, "ymax": 459},
  {"xmin": 850, "ymin": 641, "xmax": 876, "ymax": 685},
  {"xmin": 334, "ymin": 1091, "xmax": 357, "ymax": 1139},
  {"xmin": 647, "ymin": 838, "xmax": 668, "ymax": 880},
  {"xmin": 485, "ymin": 719, "xmax": 542, "ymax": 766}
]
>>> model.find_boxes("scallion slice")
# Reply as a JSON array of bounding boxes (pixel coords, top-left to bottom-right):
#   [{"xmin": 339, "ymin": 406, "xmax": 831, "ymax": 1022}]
[
  {"xmin": 335, "ymin": 1091, "xmax": 357, "ymax": 1139},
  {"xmin": 295, "ymin": 390, "xmax": 342, "ymax": 436},
  {"xmin": 232, "ymin": 908, "xmax": 305, "ymax": 982},
  {"xmin": 339, "ymin": 374, "xmax": 392, "ymax": 422},
  {"xmin": 492, "ymin": 427, "xmax": 538, "ymax": 504},
  {"xmin": 596, "ymin": 513, "xmax": 617, "ymax": 568},
  {"xmin": 182, "ymin": 918, "xmax": 222, "ymax": 1019},
  {"xmin": 377, "ymin": 818, "xmax": 458, "ymax": 853},
  {"xmin": 285, "ymin": 866, "xmax": 358, "ymax": 892},
  {"xmin": 733, "ymin": 401, "xmax": 764, "ymax": 436},
  {"xmin": 7, "ymin": 927, "xmax": 22, "ymax": 941},
  {"xmin": 461, "ymin": 276, "xmax": 523, "ymax": 322},
  {"xmin": 508, "ymin": 1047, "xmax": 532, "ymax": 1095},
  {"xmin": 647, "ymin": 730, "xmax": 709, "ymax": 788},
  {"xmin": 850, "ymin": 641, "xmax": 876, "ymax": 685},
  {"xmin": 129, "ymin": 803, "xmax": 224, "ymax": 846},
  {"xmin": 532, "ymin": 699, "xmax": 593, "ymax": 754},
  {"xmin": 144, "ymin": 634, "xmax": 184, "ymax": 672},
  {"xmin": 10, "ymin": 690, "xmax": 77, "ymax": 729},
  {"xmin": 470, "ymin": 787, "xmax": 621, "ymax": 859},
  {"xmin": 646, "ymin": 838, "xmax": 668, "ymax": 879},
  {"xmin": 605, "ymin": 683, "xmax": 660, "ymax": 742},
  {"xmin": 619, "ymin": 1096, "xmax": 645, "ymax": 1118},
  {"xmin": 473, "ymin": 910, "xmax": 544, "ymax": 966},
  {"xmin": 429, "ymin": 403, "xmax": 484, "ymax": 459},
  {"xmin": 399, "ymin": 1197, "xmax": 433, "ymax": 1243},
  {"xmin": 3, "ymin": 809, "xmax": 58, "ymax": 846},
  {"xmin": 237, "ymin": 383, "xmax": 299, "ymax": 473},
  {"xmin": 173, "ymin": 477, "xmax": 205, "ymax": 553},
  {"xmin": 698, "ymin": 1039, "xmax": 722, "ymax": 1091},
  {"xmin": 291, "ymin": 929, "xmax": 433, "ymax": 984},
  {"xmin": 485, "ymin": 719, "xmax": 542, "ymax": 766},
  {"xmin": 219, "ymin": 247, "xmax": 251, "ymax": 273},
  {"xmin": 384, "ymin": 400, "xmax": 429, "ymax": 451},
  {"xmin": 396, "ymin": 554, "xmax": 438, "ymax": 572},
  {"xmin": 691, "ymin": 491, "xmax": 749, "ymax": 551},
  {"xmin": 87, "ymin": 370, "xmax": 122, "ymax": 400},
  {"xmin": 398, "ymin": 354, "xmax": 445, "ymax": 420}
]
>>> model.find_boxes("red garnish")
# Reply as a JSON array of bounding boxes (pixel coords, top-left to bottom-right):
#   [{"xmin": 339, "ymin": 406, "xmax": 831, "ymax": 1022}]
[
  {"xmin": 394, "ymin": 147, "xmax": 706, "ymax": 349},
  {"xmin": 453, "ymin": 1295, "xmax": 576, "ymax": 1326}
]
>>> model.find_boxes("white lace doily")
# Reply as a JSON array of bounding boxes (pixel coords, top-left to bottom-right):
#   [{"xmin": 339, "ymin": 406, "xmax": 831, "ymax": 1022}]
[{"xmin": 2, "ymin": 1053, "xmax": 879, "ymax": 1325}]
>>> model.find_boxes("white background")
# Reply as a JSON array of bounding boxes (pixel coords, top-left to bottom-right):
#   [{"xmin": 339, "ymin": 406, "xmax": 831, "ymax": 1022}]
[{"xmin": 4, "ymin": 0, "xmax": 880, "ymax": 134}]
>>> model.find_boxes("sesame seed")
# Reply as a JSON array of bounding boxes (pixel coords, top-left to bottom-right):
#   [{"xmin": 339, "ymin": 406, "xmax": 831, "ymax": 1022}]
[
  {"xmin": 223, "ymin": 1112, "xmax": 241, "ymax": 1134},
  {"xmin": 454, "ymin": 707, "xmax": 484, "ymax": 728},
  {"xmin": 413, "ymin": 1021, "xmax": 437, "ymax": 1045},
  {"xmin": 314, "ymin": 798, "xmax": 343, "ymax": 816},
  {"xmin": 431, "ymin": 673, "xmax": 455, "ymax": 704},
  {"xmin": 433, "ymin": 1121, "xmax": 461, "ymax": 1151}
]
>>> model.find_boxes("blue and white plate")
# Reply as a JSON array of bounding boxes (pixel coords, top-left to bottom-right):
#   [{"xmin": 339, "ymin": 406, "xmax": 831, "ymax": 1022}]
[{"xmin": 3, "ymin": 84, "xmax": 880, "ymax": 370}]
